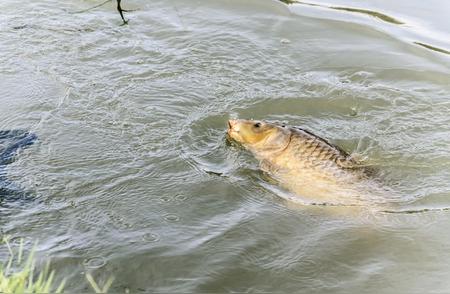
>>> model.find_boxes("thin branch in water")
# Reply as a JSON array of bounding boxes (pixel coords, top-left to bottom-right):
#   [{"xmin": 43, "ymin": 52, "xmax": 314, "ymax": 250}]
[
  {"xmin": 71, "ymin": 0, "xmax": 112, "ymax": 14},
  {"xmin": 117, "ymin": 0, "xmax": 129, "ymax": 25},
  {"xmin": 70, "ymin": 0, "xmax": 133, "ymax": 25}
]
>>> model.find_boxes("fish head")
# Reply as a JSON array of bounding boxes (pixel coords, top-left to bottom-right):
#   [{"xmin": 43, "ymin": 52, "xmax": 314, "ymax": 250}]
[{"xmin": 227, "ymin": 119, "xmax": 291, "ymax": 153}]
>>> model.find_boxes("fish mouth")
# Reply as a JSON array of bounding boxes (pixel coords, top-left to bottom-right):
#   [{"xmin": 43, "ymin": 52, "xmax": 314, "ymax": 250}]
[
  {"xmin": 226, "ymin": 119, "xmax": 241, "ymax": 143},
  {"xmin": 227, "ymin": 119, "xmax": 238, "ymax": 135},
  {"xmin": 227, "ymin": 119, "xmax": 237, "ymax": 130}
]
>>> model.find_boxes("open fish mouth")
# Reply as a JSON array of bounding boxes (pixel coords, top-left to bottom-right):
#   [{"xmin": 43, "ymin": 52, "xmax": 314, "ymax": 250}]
[
  {"xmin": 227, "ymin": 119, "xmax": 239, "ymax": 132},
  {"xmin": 225, "ymin": 120, "xmax": 243, "ymax": 148},
  {"xmin": 226, "ymin": 119, "xmax": 240, "ymax": 138}
]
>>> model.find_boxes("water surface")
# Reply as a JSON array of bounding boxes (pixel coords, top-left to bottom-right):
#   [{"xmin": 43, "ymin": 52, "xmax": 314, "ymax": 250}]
[{"xmin": 0, "ymin": 0, "xmax": 449, "ymax": 292}]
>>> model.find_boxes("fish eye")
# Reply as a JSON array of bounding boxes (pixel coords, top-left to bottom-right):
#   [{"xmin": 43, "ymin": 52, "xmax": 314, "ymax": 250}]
[{"xmin": 253, "ymin": 122, "xmax": 261, "ymax": 128}]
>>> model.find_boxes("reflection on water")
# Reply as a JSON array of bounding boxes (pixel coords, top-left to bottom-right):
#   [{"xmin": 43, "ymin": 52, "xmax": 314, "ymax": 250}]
[
  {"xmin": 330, "ymin": 6, "xmax": 403, "ymax": 25},
  {"xmin": 0, "ymin": 130, "xmax": 37, "ymax": 205},
  {"xmin": 0, "ymin": 0, "xmax": 450, "ymax": 292},
  {"xmin": 414, "ymin": 42, "xmax": 450, "ymax": 55},
  {"xmin": 282, "ymin": 0, "xmax": 404, "ymax": 24},
  {"xmin": 282, "ymin": 0, "xmax": 450, "ymax": 57}
]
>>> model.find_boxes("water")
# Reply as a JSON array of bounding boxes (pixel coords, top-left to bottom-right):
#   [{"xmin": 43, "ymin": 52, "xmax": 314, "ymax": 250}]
[{"xmin": 0, "ymin": 0, "xmax": 449, "ymax": 292}]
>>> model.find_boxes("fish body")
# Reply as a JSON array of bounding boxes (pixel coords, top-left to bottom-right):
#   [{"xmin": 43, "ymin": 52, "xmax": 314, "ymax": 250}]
[{"xmin": 227, "ymin": 119, "xmax": 385, "ymax": 206}]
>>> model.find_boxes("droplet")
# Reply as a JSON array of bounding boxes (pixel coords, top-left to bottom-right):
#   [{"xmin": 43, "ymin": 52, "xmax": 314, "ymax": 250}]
[
  {"xmin": 83, "ymin": 256, "xmax": 106, "ymax": 269},
  {"xmin": 143, "ymin": 233, "xmax": 160, "ymax": 242},
  {"xmin": 163, "ymin": 214, "xmax": 180, "ymax": 222}
]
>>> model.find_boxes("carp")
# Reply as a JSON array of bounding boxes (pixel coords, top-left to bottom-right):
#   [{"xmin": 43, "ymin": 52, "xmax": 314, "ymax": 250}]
[{"xmin": 227, "ymin": 119, "xmax": 388, "ymax": 207}]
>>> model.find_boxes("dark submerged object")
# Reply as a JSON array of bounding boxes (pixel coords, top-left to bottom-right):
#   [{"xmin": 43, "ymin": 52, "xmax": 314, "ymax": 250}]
[{"xmin": 0, "ymin": 130, "xmax": 37, "ymax": 203}]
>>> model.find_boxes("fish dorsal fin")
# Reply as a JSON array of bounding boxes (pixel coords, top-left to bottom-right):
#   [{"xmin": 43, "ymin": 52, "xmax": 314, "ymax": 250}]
[{"xmin": 290, "ymin": 127, "xmax": 359, "ymax": 169}]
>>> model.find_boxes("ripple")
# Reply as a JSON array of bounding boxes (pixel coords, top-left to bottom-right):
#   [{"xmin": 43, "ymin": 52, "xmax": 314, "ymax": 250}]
[
  {"xmin": 51, "ymin": 196, "xmax": 67, "ymax": 204},
  {"xmin": 159, "ymin": 196, "xmax": 172, "ymax": 203},
  {"xmin": 105, "ymin": 211, "xmax": 133, "ymax": 230},
  {"xmin": 142, "ymin": 233, "xmax": 160, "ymax": 243},
  {"xmin": 83, "ymin": 256, "xmax": 107, "ymax": 269},
  {"xmin": 9, "ymin": 236, "xmax": 32, "ymax": 246},
  {"xmin": 163, "ymin": 214, "xmax": 180, "ymax": 222},
  {"xmin": 174, "ymin": 194, "xmax": 187, "ymax": 202}
]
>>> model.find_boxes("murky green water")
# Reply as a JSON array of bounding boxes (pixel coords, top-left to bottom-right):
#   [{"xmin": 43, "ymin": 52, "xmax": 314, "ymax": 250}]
[{"xmin": 1, "ymin": 0, "xmax": 450, "ymax": 292}]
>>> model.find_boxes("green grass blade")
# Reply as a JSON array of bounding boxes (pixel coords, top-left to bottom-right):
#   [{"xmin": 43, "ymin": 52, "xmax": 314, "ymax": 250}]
[{"xmin": 86, "ymin": 273, "xmax": 102, "ymax": 293}]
